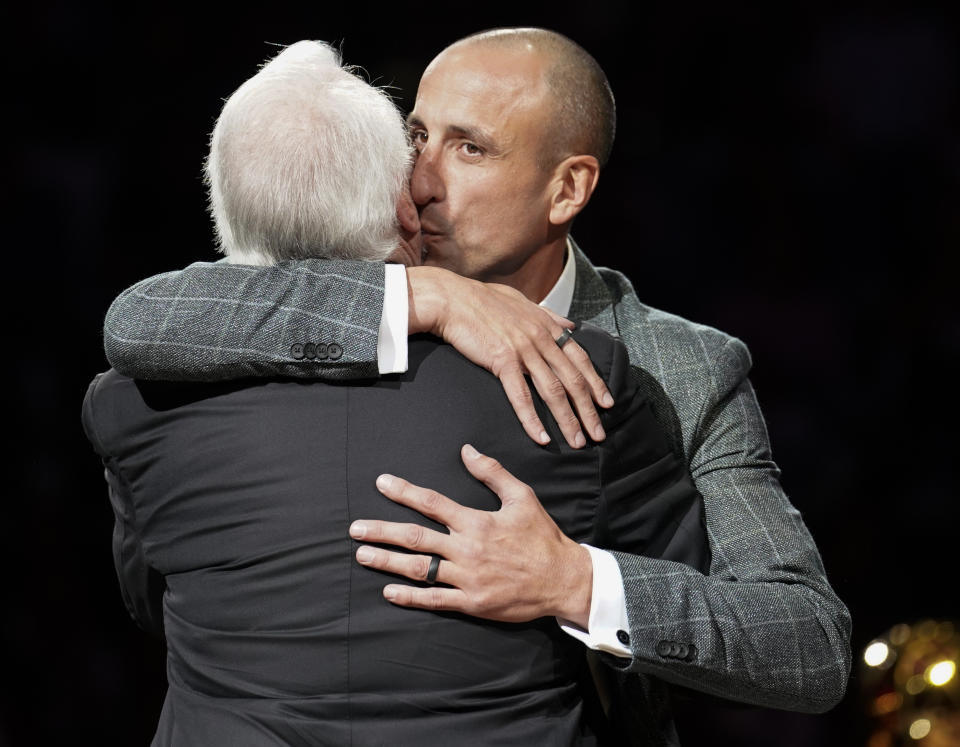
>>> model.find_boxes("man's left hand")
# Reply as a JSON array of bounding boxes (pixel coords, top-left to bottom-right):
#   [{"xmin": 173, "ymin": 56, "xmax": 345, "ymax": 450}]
[{"xmin": 349, "ymin": 444, "xmax": 594, "ymax": 628}]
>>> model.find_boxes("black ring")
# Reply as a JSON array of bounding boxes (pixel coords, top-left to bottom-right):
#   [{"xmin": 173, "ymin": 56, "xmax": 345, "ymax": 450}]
[
  {"xmin": 555, "ymin": 328, "xmax": 574, "ymax": 349},
  {"xmin": 426, "ymin": 555, "xmax": 442, "ymax": 585}
]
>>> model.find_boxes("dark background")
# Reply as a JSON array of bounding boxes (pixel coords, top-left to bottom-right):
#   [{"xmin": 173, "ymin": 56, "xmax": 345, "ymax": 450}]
[{"xmin": 8, "ymin": 1, "xmax": 958, "ymax": 744}]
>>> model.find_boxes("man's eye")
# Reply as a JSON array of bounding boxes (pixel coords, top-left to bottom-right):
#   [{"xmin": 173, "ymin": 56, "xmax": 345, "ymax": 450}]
[
  {"xmin": 410, "ymin": 130, "xmax": 427, "ymax": 147},
  {"xmin": 460, "ymin": 142, "xmax": 483, "ymax": 156}
]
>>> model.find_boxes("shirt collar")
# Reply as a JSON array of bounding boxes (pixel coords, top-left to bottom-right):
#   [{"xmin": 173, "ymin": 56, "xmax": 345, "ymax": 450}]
[{"xmin": 538, "ymin": 238, "xmax": 577, "ymax": 317}]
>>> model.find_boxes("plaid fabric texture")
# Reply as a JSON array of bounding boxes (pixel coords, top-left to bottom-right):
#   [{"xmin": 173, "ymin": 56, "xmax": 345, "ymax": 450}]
[{"xmin": 568, "ymin": 239, "xmax": 851, "ymax": 745}]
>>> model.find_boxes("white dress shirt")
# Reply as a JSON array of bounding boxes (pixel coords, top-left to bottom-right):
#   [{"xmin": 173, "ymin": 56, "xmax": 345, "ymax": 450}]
[{"xmin": 376, "ymin": 243, "xmax": 632, "ymax": 657}]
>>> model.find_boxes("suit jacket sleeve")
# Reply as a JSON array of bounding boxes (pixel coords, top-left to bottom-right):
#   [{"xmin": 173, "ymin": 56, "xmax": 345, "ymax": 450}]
[
  {"xmin": 604, "ymin": 338, "xmax": 850, "ymax": 712},
  {"xmin": 82, "ymin": 374, "xmax": 165, "ymax": 636},
  {"xmin": 103, "ymin": 259, "xmax": 386, "ymax": 381},
  {"xmin": 606, "ymin": 338, "xmax": 852, "ymax": 713}
]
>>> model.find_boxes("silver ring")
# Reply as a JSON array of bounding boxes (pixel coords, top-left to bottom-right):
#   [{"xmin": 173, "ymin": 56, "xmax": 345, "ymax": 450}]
[
  {"xmin": 426, "ymin": 555, "xmax": 441, "ymax": 585},
  {"xmin": 555, "ymin": 328, "xmax": 574, "ymax": 349}
]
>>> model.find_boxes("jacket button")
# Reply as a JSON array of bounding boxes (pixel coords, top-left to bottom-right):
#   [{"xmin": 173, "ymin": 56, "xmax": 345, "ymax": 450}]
[
  {"xmin": 303, "ymin": 343, "xmax": 317, "ymax": 360},
  {"xmin": 656, "ymin": 640, "xmax": 672, "ymax": 657},
  {"xmin": 327, "ymin": 342, "xmax": 343, "ymax": 360},
  {"xmin": 290, "ymin": 343, "xmax": 305, "ymax": 360},
  {"xmin": 616, "ymin": 629, "xmax": 630, "ymax": 646}
]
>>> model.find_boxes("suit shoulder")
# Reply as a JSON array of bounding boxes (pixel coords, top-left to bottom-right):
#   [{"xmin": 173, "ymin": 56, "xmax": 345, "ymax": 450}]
[
  {"xmin": 594, "ymin": 264, "xmax": 751, "ymax": 374},
  {"xmin": 81, "ymin": 369, "xmax": 136, "ymax": 457}
]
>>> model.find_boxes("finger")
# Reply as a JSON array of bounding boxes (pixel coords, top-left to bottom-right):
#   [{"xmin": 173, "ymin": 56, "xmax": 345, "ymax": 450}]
[
  {"xmin": 540, "ymin": 307, "xmax": 574, "ymax": 329},
  {"xmin": 496, "ymin": 363, "xmax": 551, "ymax": 445},
  {"xmin": 522, "ymin": 353, "xmax": 588, "ymax": 448},
  {"xmin": 349, "ymin": 518, "xmax": 455, "ymax": 556},
  {"xmin": 355, "ymin": 547, "xmax": 463, "ymax": 587},
  {"xmin": 373, "ymin": 474, "xmax": 470, "ymax": 531},
  {"xmin": 382, "ymin": 583, "xmax": 471, "ymax": 612},
  {"xmin": 460, "ymin": 444, "xmax": 533, "ymax": 507},
  {"xmin": 539, "ymin": 346, "xmax": 607, "ymax": 444},
  {"xmin": 547, "ymin": 340, "xmax": 608, "ymax": 442},
  {"xmin": 562, "ymin": 339, "xmax": 615, "ymax": 409},
  {"xmin": 533, "ymin": 330, "xmax": 607, "ymax": 441}
]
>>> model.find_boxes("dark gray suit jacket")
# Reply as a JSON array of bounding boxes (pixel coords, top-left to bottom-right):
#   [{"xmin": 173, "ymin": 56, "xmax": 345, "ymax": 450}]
[
  {"xmin": 85, "ymin": 325, "xmax": 708, "ymax": 746},
  {"xmin": 103, "ymin": 241, "xmax": 852, "ymax": 745}
]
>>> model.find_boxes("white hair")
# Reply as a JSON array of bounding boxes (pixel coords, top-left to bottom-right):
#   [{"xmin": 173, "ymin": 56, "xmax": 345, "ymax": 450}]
[{"xmin": 205, "ymin": 41, "xmax": 412, "ymax": 264}]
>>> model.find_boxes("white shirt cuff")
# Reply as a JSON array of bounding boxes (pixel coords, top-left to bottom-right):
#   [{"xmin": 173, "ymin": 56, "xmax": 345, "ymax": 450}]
[
  {"xmin": 377, "ymin": 264, "xmax": 409, "ymax": 374},
  {"xmin": 557, "ymin": 545, "xmax": 632, "ymax": 658}
]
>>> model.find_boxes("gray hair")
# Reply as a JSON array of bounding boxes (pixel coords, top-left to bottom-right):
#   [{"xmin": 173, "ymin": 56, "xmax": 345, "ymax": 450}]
[{"xmin": 205, "ymin": 41, "xmax": 412, "ymax": 264}]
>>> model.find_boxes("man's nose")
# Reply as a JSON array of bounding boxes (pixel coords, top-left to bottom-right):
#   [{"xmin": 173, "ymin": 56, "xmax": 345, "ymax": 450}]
[{"xmin": 410, "ymin": 146, "xmax": 445, "ymax": 206}]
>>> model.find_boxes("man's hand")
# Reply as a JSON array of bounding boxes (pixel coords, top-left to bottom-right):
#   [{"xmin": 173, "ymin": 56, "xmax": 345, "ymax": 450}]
[
  {"xmin": 349, "ymin": 444, "xmax": 594, "ymax": 628},
  {"xmin": 407, "ymin": 266, "xmax": 613, "ymax": 449}
]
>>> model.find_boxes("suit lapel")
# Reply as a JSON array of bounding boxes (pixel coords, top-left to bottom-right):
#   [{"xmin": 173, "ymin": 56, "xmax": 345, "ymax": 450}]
[{"xmin": 568, "ymin": 237, "xmax": 621, "ymax": 337}]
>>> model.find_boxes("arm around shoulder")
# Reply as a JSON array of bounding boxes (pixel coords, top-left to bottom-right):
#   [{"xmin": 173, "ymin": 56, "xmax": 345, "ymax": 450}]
[{"xmin": 104, "ymin": 259, "xmax": 386, "ymax": 381}]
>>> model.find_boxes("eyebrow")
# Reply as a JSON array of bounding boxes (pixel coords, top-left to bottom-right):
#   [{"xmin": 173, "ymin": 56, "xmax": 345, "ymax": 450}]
[{"xmin": 406, "ymin": 115, "xmax": 500, "ymax": 155}]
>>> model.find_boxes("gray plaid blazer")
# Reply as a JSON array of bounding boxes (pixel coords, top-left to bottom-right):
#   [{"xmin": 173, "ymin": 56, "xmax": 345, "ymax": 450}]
[{"xmin": 103, "ymin": 240, "xmax": 851, "ymax": 746}]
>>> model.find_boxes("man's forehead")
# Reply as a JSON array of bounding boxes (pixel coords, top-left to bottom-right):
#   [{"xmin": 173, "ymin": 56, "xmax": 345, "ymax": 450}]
[{"xmin": 412, "ymin": 45, "xmax": 551, "ymax": 128}]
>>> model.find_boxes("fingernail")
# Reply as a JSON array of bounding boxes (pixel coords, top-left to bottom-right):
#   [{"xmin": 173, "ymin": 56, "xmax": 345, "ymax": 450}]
[
  {"xmin": 356, "ymin": 546, "xmax": 374, "ymax": 563},
  {"xmin": 602, "ymin": 392, "xmax": 614, "ymax": 407},
  {"xmin": 349, "ymin": 521, "xmax": 367, "ymax": 539},
  {"xmin": 593, "ymin": 424, "xmax": 606, "ymax": 441},
  {"xmin": 539, "ymin": 431, "xmax": 550, "ymax": 444},
  {"xmin": 376, "ymin": 474, "xmax": 394, "ymax": 490},
  {"xmin": 574, "ymin": 431, "xmax": 586, "ymax": 448},
  {"xmin": 383, "ymin": 586, "xmax": 398, "ymax": 601},
  {"xmin": 463, "ymin": 444, "xmax": 480, "ymax": 459}
]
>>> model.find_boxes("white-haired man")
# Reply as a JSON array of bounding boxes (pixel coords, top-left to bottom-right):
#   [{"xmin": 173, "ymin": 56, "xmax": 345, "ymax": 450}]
[{"xmin": 84, "ymin": 40, "xmax": 708, "ymax": 744}]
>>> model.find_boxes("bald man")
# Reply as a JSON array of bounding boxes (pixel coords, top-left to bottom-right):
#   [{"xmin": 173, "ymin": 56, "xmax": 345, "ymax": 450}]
[{"xmin": 104, "ymin": 28, "xmax": 851, "ymax": 746}]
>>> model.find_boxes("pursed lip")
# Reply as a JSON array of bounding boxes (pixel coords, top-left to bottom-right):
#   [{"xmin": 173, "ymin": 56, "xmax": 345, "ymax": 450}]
[{"xmin": 418, "ymin": 214, "xmax": 448, "ymax": 237}]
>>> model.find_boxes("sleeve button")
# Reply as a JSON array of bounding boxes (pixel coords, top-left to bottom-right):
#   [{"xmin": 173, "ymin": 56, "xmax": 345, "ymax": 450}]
[
  {"xmin": 290, "ymin": 343, "xmax": 305, "ymax": 360},
  {"xmin": 327, "ymin": 342, "xmax": 343, "ymax": 360}
]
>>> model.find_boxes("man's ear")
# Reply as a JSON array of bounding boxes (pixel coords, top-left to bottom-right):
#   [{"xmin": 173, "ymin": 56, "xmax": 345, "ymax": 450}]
[
  {"xmin": 397, "ymin": 187, "xmax": 420, "ymax": 234},
  {"xmin": 548, "ymin": 155, "xmax": 600, "ymax": 226}
]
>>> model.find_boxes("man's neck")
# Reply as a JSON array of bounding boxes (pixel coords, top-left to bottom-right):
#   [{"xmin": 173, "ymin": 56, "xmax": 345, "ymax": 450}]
[{"xmin": 483, "ymin": 236, "xmax": 567, "ymax": 304}]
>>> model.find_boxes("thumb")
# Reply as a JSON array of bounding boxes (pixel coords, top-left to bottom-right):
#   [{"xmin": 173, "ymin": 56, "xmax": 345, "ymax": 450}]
[{"xmin": 461, "ymin": 444, "xmax": 530, "ymax": 508}]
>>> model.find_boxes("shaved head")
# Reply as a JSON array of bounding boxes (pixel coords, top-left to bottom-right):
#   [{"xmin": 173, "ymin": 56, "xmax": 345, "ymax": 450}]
[{"xmin": 450, "ymin": 28, "xmax": 616, "ymax": 168}]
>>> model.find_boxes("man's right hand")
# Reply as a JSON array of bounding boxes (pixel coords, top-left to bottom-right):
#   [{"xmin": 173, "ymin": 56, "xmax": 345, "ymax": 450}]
[{"xmin": 407, "ymin": 266, "xmax": 613, "ymax": 448}]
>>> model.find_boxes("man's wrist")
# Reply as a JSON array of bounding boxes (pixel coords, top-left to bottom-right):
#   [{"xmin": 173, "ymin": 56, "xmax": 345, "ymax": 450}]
[
  {"xmin": 553, "ymin": 540, "xmax": 593, "ymax": 629},
  {"xmin": 556, "ymin": 546, "xmax": 632, "ymax": 657},
  {"xmin": 406, "ymin": 266, "xmax": 451, "ymax": 336}
]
